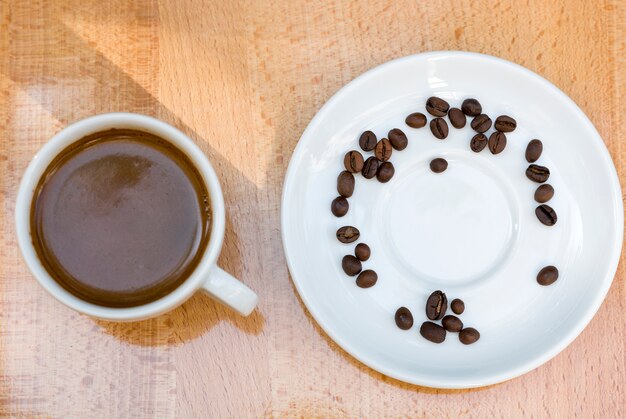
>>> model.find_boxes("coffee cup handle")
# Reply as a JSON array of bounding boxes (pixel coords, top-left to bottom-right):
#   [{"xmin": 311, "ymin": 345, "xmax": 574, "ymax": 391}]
[{"xmin": 200, "ymin": 267, "xmax": 258, "ymax": 316}]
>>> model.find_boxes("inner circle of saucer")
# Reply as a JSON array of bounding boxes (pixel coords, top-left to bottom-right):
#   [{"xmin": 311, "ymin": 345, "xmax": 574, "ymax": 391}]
[{"xmin": 374, "ymin": 150, "xmax": 520, "ymax": 286}]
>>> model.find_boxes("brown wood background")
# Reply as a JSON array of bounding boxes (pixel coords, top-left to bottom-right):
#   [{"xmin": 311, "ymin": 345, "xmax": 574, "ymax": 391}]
[{"xmin": 1, "ymin": 0, "xmax": 624, "ymax": 417}]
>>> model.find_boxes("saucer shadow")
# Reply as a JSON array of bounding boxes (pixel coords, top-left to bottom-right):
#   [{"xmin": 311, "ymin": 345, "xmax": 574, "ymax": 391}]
[
  {"xmin": 266, "ymin": 49, "xmax": 499, "ymax": 393},
  {"xmin": 289, "ymin": 278, "xmax": 495, "ymax": 394},
  {"xmin": 97, "ymin": 292, "xmax": 265, "ymax": 347}
]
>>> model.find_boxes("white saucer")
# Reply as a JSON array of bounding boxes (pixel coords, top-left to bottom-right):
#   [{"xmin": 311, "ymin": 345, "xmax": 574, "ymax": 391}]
[{"xmin": 281, "ymin": 52, "xmax": 623, "ymax": 388}]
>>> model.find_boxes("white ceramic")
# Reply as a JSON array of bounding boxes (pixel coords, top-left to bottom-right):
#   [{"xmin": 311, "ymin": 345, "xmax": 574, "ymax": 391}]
[
  {"xmin": 281, "ymin": 51, "xmax": 623, "ymax": 388},
  {"xmin": 16, "ymin": 113, "xmax": 258, "ymax": 321}
]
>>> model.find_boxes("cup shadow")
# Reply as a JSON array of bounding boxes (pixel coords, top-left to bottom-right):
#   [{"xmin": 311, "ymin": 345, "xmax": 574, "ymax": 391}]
[
  {"xmin": 97, "ymin": 292, "xmax": 265, "ymax": 347},
  {"xmin": 1, "ymin": 17, "xmax": 264, "ymax": 345}
]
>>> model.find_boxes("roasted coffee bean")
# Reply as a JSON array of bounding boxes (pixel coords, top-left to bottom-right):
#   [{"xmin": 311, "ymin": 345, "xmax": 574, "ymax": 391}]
[
  {"xmin": 344, "ymin": 150, "xmax": 364, "ymax": 173},
  {"xmin": 374, "ymin": 138, "xmax": 392, "ymax": 161},
  {"xmin": 388, "ymin": 128, "xmax": 408, "ymax": 150},
  {"xmin": 336, "ymin": 226, "xmax": 360, "ymax": 243},
  {"xmin": 488, "ymin": 131, "xmax": 507, "ymax": 154},
  {"xmin": 405, "ymin": 112, "xmax": 427, "ymax": 128},
  {"xmin": 331, "ymin": 196, "xmax": 349, "ymax": 217},
  {"xmin": 470, "ymin": 133, "xmax": 487, "ymax": 152},
  {"xmin": 525, "ymin": 139, "xmax": 543, "ymax": 163},
  {"xmin": 494, "ymin": 115, "xmax": 517, "ymax": 132},
  {"xmin": 459, "ymin": 328, "xmax": 480, "ymax": 345},
  {"xmin": 356, "ymin": 269, "xmax": 377, "ymax": 288},
  {"xmin": 355, "ymin": 243, "xmax": 371, "ymax": 261},
  {"xmin": 430, "ymin": 158, "xmax": 448, "ymax": 173},
  {"xmin": 537, "ymin": 265, "xmax": 559, "ymax": 286},
  {"xmin": 471, "ymin": 114, "xmax": 492, "ymax": 133},
  {"xmin": 362, "ymin": 156, "xmax": 379, "ymax": 179},
  {"xmin": 420, "ymin": 321, "xmax": 446, "ymax": 343},
  {"xmin": 461, "ymin": 98, "xmax": 482, "ymax": 116},
  {"xmin": 359, "ymin": 130, "xmax": 377, "ymax": 152},
  {"xmin": 342, "ymin": 255, "xmax": 362, "ymax": 276},
  {"xmin": 442, "ymin": 315, "xmax": 463, "ymax": 333},
  {"xmin": 534, "ymin": 184, "xmax": 554, "ymax": 203},
  {"xmin": 430, "ymin": 118, "xmax": 449, "ymax": 139},
  {"xmin": 426, "ymin": 290, "xmax": 447, "ymax": 320},
  {"xmin": 426, "ymin": 96, "xmax": 449, "ymax": 117},
  {"xmin": 337, "ymin": 171, "xmax": 355, "ymax": 197},
  {"xmin": 526, "ymin": 164, "xmax": 550, "ymax": 183},
  {"xmin": 451, "ymin": 299, "xmax": 465, "ymax": 315},
  {"xmin": 448, "ymin": 107, "xmax": 466, "ymax": 129},
  {"xmin": 395, "ymin": 307, "xmax": 414, "ymax": 330},
  {"xmin": 376, "ymin": 161, "xmax": 395, "ymax": 183},
  {"xmin": 535, "ymin": 204, "xmax": 558, "ymax": 226}
]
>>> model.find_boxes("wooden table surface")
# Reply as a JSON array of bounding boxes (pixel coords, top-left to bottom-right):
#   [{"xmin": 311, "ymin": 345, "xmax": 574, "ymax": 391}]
[{"xmin": 1, "ymin": 0, "xmax": 624, "ymax": 417}]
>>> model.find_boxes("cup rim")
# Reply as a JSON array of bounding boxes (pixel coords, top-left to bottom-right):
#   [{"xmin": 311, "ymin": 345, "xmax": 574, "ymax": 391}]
[{"xmin": 15, "ymin": 112, "xmax": 225, "ymax": 321}]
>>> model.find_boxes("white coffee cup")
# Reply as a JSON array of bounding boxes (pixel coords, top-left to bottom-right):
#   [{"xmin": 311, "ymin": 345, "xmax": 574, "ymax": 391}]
[{"xmin": 15, "ymin": 113, "xmax": 258, "ymax": 321}]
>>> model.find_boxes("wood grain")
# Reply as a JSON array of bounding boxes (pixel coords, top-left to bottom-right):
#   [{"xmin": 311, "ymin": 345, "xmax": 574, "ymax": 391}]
[{"xmin": 1, "ymin": 0, "xmax": 624, "ymax": 417}]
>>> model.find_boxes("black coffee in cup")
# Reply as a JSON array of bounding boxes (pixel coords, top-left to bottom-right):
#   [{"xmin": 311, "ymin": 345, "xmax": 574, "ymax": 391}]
[{"xmin": 30, "ymin": 129, "xmax": 211, "ymax": 307}]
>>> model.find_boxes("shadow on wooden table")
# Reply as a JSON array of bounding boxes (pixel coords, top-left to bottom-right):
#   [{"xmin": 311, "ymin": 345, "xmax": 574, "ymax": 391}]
[
  {"xmin": 96, "ymin": 294, "xmax": 265, "ymax": 347},
  {"xmin": 1, "ymin": 17, "xmax": 265, "ymax": 346},
  {"xmin": 289, "ymin": 279, "xmax": 496, "ymax": 395},
  {"xmin": 267, "ymin": 49, "xmax": 499, "ymax": 394}
]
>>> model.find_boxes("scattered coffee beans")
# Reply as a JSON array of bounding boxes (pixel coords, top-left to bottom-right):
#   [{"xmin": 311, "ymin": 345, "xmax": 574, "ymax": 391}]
[
  {"xmin": 420, "ymin": 321, "xmax": 446, "ymax": 343},
  {"xmin": 430, "ymin": 118, "xmax": 449, "ymax": 139},
  {"xmin": 337, "ymin": 171, "xmax": 355, "ymax": 197},
  {"xmin": 451, "ymin": 299, "xmax": 465, "ymax": 315},
  {"xmin": 459, "ymin": 328, "xmax": 480, "ymax": 345},
  {"xmin": 344, "ymin": 150, "xmax": 364, "ymax": 173},
  {"xmin": 534, "ymin": 184, "xmax": 554, "ymax": 203},
  {"xmin": 336, "ymin": 226, "xmax": 360, "ymax": 243},
  {"xmin": 426, "ymin": 96, "xmax": 449, "ymax": 117},
  {"xmin": 354, "ymin": 243, "xmax": 371, "ymax": 261},
  {"xmin": 461, "ymin": 98, "xmax": 482, "ymax": 116},
  {"xmin": 426, "ymin": 290, "xmax": 447, "ymax": 320},
  {"xmin": 535, "ymin": 204, "xmax": 558, "ymax": 226},
  {"xmin": 362, "ymin": 156, "xmax": 379, "ymax": 179},
  {"xmin": 537, "ymin": 265, "xmax": 559, "ymax": 286},
  {"xmin": 359, "ymin": 130, "xmax": 377, "ymax": 152},
  {"xmin": 376, "ymin": 161, "xmax": 395, "ymax": 183},
  {"xmin": 333, "ymin": 96, "xmax": 560, "ymax": 347},
  {"xmin": 494, "ymin": 115, "xmax": 517, "ymax": 132},
  {"xmin": 430, "ymin": 158, "xmax": 448, "ymax": 173},
  {"xmin": 488, "ymin": 131, "xmax": 507, "ymax": 154},
  {"xmin": 374, "ymin": 139, "xmax": 392, "ymax": 161},
  {"xmin": 356, "ymin": 269, "xmax": 377, "ymax": 288},
  {"xmin": 448, "ymin": 107, "xmax": 466, "ymax": 129},
  {"xmin": 331, "ymin": 196, "xmax": 349, "ymax": 217},
  {"xmin": 470, "ymin": 133, "xmax": 487, "ymax": 152},
  {"xmin": 471, "ymin": 114, "xmax": 492, "ymax": 133},
  {"xmin": 526, "ymin": 164, "xmax": 550, "ymax": 183},
  {"xmin": 525, "ymin": 139, "xmax": 543, "ymax": 163},
  {"xmin": 388, "ymin": 128, "xmax": 408, "ymax": 150},
  {"xmin": 395, "ymin": 307, "xmax": 414, "ymax": 330},
  {"xmin": 342, "ymin": 255, "xmax": 362, "ymax": 276},
  {"xmin": 405, "ymin": 112, "xmax": 427, "ymax": 128},
  {"xmin": 442, "ymin": 315, "xmax": 463, "ymax": 333}
]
